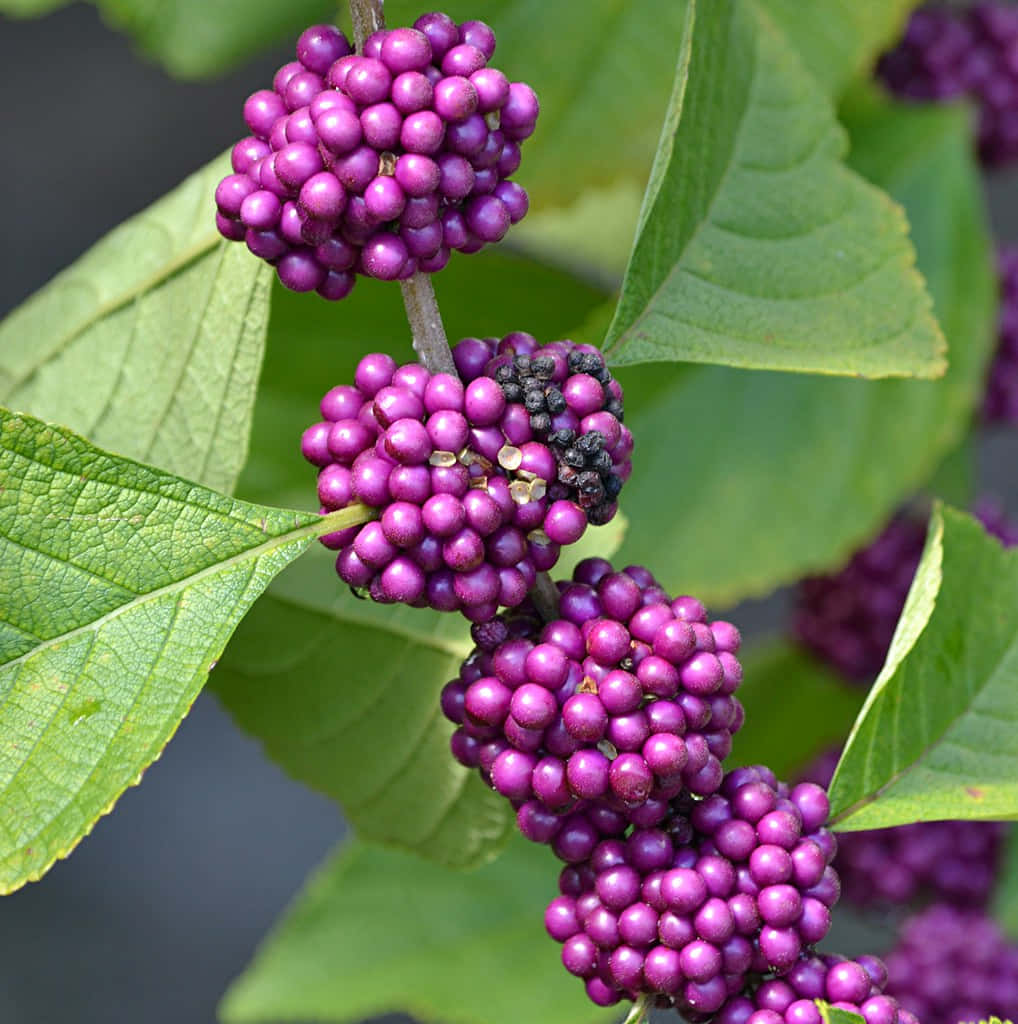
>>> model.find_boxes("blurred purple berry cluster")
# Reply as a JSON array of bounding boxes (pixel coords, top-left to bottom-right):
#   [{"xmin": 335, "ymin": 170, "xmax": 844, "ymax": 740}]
[
  {"xmin": 885, "ymin": 904, "xmax": 1018, "ymax": 1024},
  {"xmin": 215, "ymin": 14, "xmax": 536, "ymax": 299},
  {"xmin": 300, "ymin": 336, "xmax": 628, "ymax": 620},
  {"xmin": 878, "ymin": 3, "xmax": 1018, "ymax": 166}
]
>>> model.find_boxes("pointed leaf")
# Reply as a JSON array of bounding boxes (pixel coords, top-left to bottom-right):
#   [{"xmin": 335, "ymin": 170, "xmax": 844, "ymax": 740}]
[
  {"xmin": 731, "ymin": 643, "xmax": 863, "ymax": 781},
  {"xmin": 219, "ymin": 835, "xmax": 613, "ymax": 1024},
  {"xmin": 603, "ymin": 0, "xmax": 944, "ymax": 379},
  {"xmin": 0, "ymin": 152, "xmax": 272, "ymax": 495},
  {"xmin": 612, "ymin": 96, "xmax": 994, "ymax": 604},
  {"xmin": 0, "ymin": 409, "xmax": 358, "ymax": 892},
  {"xmin": 829, "ymin": 506, "xmax": 1018, "ymax": 831}
]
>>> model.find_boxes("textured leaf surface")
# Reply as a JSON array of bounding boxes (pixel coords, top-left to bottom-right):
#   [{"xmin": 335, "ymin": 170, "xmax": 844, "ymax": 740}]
[
  {"xmin": 219, "ymin": 835, "xmax": 613, "ymax": 1024},
  {"xmin": 0, "ymin": 410, "xmax": 351, "ymax": 892},
  {"xmin": 731, "ymin": 643, "xmax": 863, "ymax": 781},
  {"xmin": 757, "ymin": 0, "xmax": 911, "ymax": 95},
  {"xmin": 0, "ymin": 152, "xmax": 271, "ymax": 495},
  {"xmin": 213, "ymin": 252, "xmax": 604, "ymax": 868},
  {"xmin": 603, "ymin": 0, "xmax": 943, "ymax": 379},
  {"xmin": 612, "ymin": 97, "xmax": 994, "ymax": 604},
  {"xmin": 829, "ymin": 506, "xmax": 1018, "ymax": 831}
]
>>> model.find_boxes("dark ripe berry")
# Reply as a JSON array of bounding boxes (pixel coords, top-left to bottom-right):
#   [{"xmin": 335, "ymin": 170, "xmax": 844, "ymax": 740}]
[
  {"xmin": 217, "ymin": 13, "xmax": 540, "ymax": 298},
  {"xmin": 877, "ymin": 3, "xmax": 1018, "ymax": 167},
  {"xmin": 798, "ymin": 747, "xmax": 1006, "ymax": 911},
  {"xmin": 883, "ymin": 904, "xmax": 1018, "ymax": 1024}
]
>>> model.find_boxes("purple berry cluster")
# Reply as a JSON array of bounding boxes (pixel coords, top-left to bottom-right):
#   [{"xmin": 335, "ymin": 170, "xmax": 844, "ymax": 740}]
[
  {"xmin": 215, "ymin": 14, "xmax": 537, "ymax": 299},
  {"xmin": 800, "ymin": 748, "xmax": 1005, "ymax": 911},
  {"xmin": 301, "ymin": 344, "xmax": 623, "ymax": 619},
  {"xmin": 794, "ymin": 514, "xmax": 928, "ymax": 683},
  {"xmin": 984, "ymin": 245, "xmax": 1018, "ymax": 424},
  {"xmin": 442, "ymin": 557, "xmax": 745, "ymax": 823},
  {"xmin": 718, "ymin": 952, "xmax": 918, "ymax": 1024},
  {"xmin": 543, "ymin": 766, "xmax": 840, "ymax": 1014},
  {"xmin": 884, "ymin": 904, "xmax": 1018, "ymax": 1024},
  {"xmin": 877, "ymin": 3, "xmax": 1018, "ymax": 167},
  {"xmin": 452, "ymin": 333, "xmax": 632, "ymax": 525}
]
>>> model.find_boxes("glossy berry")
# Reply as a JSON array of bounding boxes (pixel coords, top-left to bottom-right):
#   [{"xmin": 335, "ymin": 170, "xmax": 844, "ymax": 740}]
[
  {"xmin": 216, "ymin": 13, "xmax": 539, "ymax": 298},
  {"xmin": 303, "ymin": 352, "xmax": 598, "ymax": 619},
  {"xmin": 799, "ymin": 747, "xmax": 1005, "ymax": 911}
]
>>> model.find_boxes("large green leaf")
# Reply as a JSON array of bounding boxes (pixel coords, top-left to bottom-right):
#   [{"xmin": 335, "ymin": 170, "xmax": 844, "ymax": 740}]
[
  {"xmin": 602, "ymin": 0, "xmax": 943, "ymax": 379},
  {"xmin": 818, "ymin": 1003, "xmax": 865, "ymax": 1024},
  {"xmin": 829, "ymin": 505, "xmax": 1018, "ymax": 831},
  {"xmin": 213, "ymin": 252, "xmax": 608, "ymax": 869},
  {"xmin": 756, "ymin": 0, "xmax": 911, "ymax": 96},
  {"xmin": 0, "ymin": 152, "xmax": 271, "ymax": 496},
  {"xmin": 0, "ymin": 0, "xmax": 70, "ymax": 12},
  {"xmin": 0, "ymin": 409, "xmax": 361, "ymax": 893},
  {"xmin": 219, "ymin": 835, "xmax": 613, "ymax": 1024},
  {"xmin": 611, "ymin": 96, "xmax": 994, "ymax": 605},
  {"xmin": 731, "ymin": 643, "xmax": 863, "ymax": 781}
]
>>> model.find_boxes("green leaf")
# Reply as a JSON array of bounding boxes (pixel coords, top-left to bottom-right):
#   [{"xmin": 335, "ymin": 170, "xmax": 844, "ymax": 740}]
[
  {"xmin": 211, "ymin": 559, "xmax": 512, "ymax": 870},
  {"xmin": 0, "ymin": 409, "xmax": 359, "ymax": 893},
  {"xmin": 992, "ymin": 826, "xmax": 1018, "ymax": 942},
  {"xmin": 219, "ymin": 834, "xmax": 614, "ymax": 1024},
  {"xmin": 0, "ymin": 152, "xmax": 272, "ymax": 496},
  {"xmin": 828, "ymin": 505, "xmax": 1018, "ymax": 831},
  {"xmin": 603, "ymin": 0, "xmax": 944, "ymax": 379},
  {"xmin": 817, "ymin": 1001, "xmax": 865, "ymax": 1024},
  {"xmin": 612, "ymin": 95, "xmax": 994, "ymax": 605},
  {"xmin": 730, "ymin": 643, "xmax": 863, "ymax": 781},
  {"xmin": 94, "ymin": 0, "xmax": 332, "ymax": 78},
  {"xmin": 756, "ymin": 0, "xmax": 911, "ymax": 96}
]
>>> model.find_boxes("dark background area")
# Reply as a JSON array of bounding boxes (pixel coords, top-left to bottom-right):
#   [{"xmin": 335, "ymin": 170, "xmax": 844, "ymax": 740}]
[{"xmin": 2, "ymin": 5, "xmax": 1018, "ymax": 1024}]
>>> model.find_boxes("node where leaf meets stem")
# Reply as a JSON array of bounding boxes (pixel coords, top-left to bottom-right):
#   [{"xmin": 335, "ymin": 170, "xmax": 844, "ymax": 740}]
[{"xmin": 349, "ymin": 0, "xmax": 384, "ymax": 51}]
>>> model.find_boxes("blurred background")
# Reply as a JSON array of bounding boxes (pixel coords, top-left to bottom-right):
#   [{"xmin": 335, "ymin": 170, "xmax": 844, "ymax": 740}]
[{"xmin": 3, "ymin": 4, "xmax": 1018, "ymax": 1023}]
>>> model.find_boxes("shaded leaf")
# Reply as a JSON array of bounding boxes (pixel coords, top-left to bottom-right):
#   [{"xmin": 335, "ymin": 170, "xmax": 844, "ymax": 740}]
[
  {"xmin": 731, "ymin": 643, "xmax": 863, "ymax": 781},
  {"xmin": 829, "ymin": 506, "xmax": 1018, "ymax": 831},
  {"xmin": 0, "ymin": 152, "xmax": 271, "ymax": 495},
  {"xmin": 0, "ymin": 409, "xmax": 360, "ymax": 892},
  {"xmin": 611, "ymin": 96, "xmax": 994, "ymax": 604},
  {"xmin": 219, "ymin": 835, "xmax": 614, "ymax": 1024},
  {"xmin": 991, "ymin": 826, "xmax": 1018, "ymax": 942},
  {"xmin": 603, "ymin": 0, "xmax": 944, "ymax": 380},
  {"xmin": 211, "ymin": 562, "xmax": 511, "ymax": 870}
]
